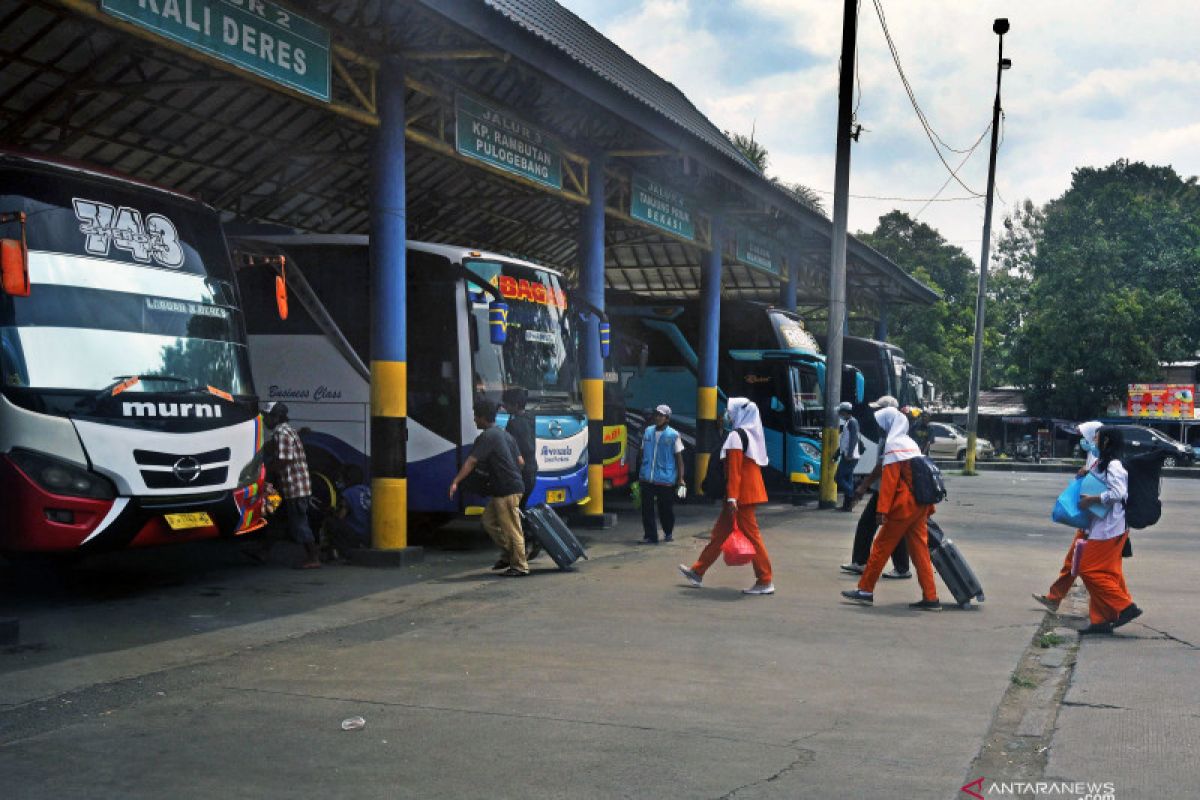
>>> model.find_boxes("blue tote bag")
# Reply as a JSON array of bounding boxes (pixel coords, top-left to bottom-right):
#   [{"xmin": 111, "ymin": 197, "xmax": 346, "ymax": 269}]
[{"xmin": 1051, "ymin": 473, "xmax": 1109, "ymax": 528}]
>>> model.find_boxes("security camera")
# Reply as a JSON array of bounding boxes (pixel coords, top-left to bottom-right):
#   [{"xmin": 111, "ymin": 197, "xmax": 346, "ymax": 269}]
[{"xmin": 993, "ymin": 18, "xmax": 1010, "ymax": 35}]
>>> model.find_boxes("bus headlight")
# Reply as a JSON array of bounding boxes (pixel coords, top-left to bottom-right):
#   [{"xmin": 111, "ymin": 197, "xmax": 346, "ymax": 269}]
[
  {"xmin": 8, "ymin": 448, "xmax": 117, "ymax": 500},
  {"xmin": 798, "ymin": 441, "xmax": 821, "ymax": 460},
  {"xmin": 577, "ymin": 447, "xmax": 590, "ymax": 468}
]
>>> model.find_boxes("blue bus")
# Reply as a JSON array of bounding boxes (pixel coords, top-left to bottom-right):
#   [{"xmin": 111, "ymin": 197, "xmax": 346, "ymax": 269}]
[
  {"xmin": 232, "ymin": 236, "xmax": 589, "ymax": 522},
  {"xmin": 611, "ymin": 298, "xmax": 863, "ymax": 497}
]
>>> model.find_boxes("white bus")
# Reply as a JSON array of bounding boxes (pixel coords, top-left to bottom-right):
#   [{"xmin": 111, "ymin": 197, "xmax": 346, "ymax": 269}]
[
  {"xmin": 232, "ymin": 236, "xmax": 590, "ymax": 524},
  {"xmin": 0, "ymin": 152, "xmax": 266, "ymax": 554}
]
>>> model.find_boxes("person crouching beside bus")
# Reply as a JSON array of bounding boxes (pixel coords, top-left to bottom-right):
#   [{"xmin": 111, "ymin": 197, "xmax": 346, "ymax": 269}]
[
  {"xmin": 247, "ymin": 403, "xmax": 320, "ymax": 569},
  {"xmin": 1074, "ymin": 427, "xmax": 1143, "ymax": 635},
  {"xmin": 449, "ymin": 400, "xmax": 530, "ymax": 577},
  {"xmin": 638, "ymin": 404, "xmax": 685, "ymax": 543},
  {"xmin": 841, "ymin": 406, "xmax": 940, "ymax": 609},
  {"xmin": 677, "ymin": 398, "xmax": 775, "ymax": 595}
]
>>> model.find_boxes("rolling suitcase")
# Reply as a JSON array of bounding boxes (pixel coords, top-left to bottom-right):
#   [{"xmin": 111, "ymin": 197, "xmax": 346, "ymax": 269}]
[
  {"xmin": 925, "ymin": 519, "xmax": 984, "ymax": 608},
  {"xmin": 521, "ymin": 504, "xmax": 588, "ymax": 570}
]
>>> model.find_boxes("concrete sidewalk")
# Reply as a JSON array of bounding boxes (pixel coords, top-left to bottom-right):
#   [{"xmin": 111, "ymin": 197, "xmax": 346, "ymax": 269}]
[{"xmin": 0, "ymin": 474, "xmax": 1195, "ymax": 799}]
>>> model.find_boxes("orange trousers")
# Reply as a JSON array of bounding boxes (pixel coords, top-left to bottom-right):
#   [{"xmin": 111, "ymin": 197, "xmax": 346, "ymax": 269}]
[
  {"xmin": 858, "ymin": 510, "xmax": 938, "ymax": 602},
  {"xmin": 1077, "ymin": 533, "xmax": 1133, "ymax": 625},
  {"xmin": 1046, "ymin": 530, "xmax": 1086, "ymax": 602},
  {"xmin": 692, "ymin": 504, "xmax": 773, "ymax": 585}
]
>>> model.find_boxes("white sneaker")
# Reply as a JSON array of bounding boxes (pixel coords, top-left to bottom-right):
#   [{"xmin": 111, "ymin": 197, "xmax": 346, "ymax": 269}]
[
  {"xmin": 881, "ymin": 569, "xmax": 912, "ymax": 580},
  {"xmin": 677, "ymin": 564, "xmax": 702, "ymax": 588},
  {"xmin": 839, "ymin": 563, "xmax": 865, "ymax": 575},
  {"xmin": 742, "ymin": 583, "xmax": 775, "ymax": 595}
]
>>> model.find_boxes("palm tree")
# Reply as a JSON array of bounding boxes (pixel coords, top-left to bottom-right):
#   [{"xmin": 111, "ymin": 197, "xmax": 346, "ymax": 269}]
[{"xmin": 725, "ymin": 129, "xmax": 826, "ymax": 215}]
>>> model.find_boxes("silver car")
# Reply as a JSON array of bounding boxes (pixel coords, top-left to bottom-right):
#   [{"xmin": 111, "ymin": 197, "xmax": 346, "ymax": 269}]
[{"xmin": 928, "ymin": 422, "xmax": 995, "ymax": 461}]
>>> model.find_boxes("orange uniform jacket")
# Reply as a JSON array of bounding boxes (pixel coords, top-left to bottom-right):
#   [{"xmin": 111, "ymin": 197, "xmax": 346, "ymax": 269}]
[
  {"xmin": 876, "ymin": 459, "xmax": 930, "ymax": 519},
  {"xmin": 725, "ymin": 448, "xmax": 769, "ymax": 505}
]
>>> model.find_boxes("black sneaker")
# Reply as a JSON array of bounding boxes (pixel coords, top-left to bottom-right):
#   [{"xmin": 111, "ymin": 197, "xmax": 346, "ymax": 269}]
[
  {"xmin": 663, "ymin": 535, "xmax": 673, "ymax": 542},
  {"xmin": 1079, "ymin": 622, "xmax": 1114, "ymax": 635},
  {"xmin": 500, "ymin": 567, "xmax": 529, "ymax": 577},
  {"xmin": 492, "ymin": 560, "xmax": 510, "ymax": 571},
  {"xmin": 1114, "ymin": 604, "xmax": 1143, "ymax": 628},
  {"xmin": 841, "ymin": 589, "xmax": 874, "ymax": 605},
  {"xmin": 637, "ymin": 538, "xmax": 659, "ymax": 545},
  {"xmin": 909, "ymin": 599, "xmax": 942, "ymax": 611}
]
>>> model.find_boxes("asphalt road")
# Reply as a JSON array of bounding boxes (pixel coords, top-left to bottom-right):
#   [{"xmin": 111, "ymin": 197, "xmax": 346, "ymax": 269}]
[{"xmin": 0, "ymin": 472, "xmax": 1194, "ymax": 799}]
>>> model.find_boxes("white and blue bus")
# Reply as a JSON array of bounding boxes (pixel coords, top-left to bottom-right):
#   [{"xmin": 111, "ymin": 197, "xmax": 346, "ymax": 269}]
[{"xmin": 232, "ymin": 236, "xmax": 590, "ymax": 523}]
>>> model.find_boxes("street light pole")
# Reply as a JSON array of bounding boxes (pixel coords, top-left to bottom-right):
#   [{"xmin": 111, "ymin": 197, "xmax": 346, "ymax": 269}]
[{"xmin": 964, "ymin": 18, "xmax": 1010, "ymax": 476}]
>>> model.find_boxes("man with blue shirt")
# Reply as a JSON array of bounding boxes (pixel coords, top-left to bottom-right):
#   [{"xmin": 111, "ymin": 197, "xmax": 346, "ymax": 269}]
[{"xmin": 638, "ymin": 404, "xmax": 686, "ymax": 543}]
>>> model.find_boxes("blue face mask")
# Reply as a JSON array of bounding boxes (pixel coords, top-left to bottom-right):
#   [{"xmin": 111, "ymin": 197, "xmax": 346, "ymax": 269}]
[{"xmin": 1080, "ymin": 438, "xmax": 1098, "ymax": 456}]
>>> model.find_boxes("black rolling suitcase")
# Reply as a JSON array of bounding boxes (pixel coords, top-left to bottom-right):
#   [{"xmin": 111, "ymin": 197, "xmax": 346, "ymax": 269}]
[
  {"xmin": 926, "ymin": 519, "xmax": 984, "ymax": 608},
  {"xmin": 521, "ymin": 504, "xmax": 588, "ymax": 570}
]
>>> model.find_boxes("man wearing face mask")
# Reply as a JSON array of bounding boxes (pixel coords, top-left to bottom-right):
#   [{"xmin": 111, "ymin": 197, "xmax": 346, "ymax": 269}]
[{"xmin": 1032, "ymin": 420, "xmax": 1101, "ymax": 612}]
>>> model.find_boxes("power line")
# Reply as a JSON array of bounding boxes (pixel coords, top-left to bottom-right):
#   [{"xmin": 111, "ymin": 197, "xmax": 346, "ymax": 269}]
[
  {"xmin": 812, "ymin": 189, "xmax": 981, "ymax": 202},
  {"xmin": 914, "ymin": 121, "xmax": 993, "ymax": 219},
  {"xmin": 871, "ymin": 0, "xmax": 986, "ymax": 196}
]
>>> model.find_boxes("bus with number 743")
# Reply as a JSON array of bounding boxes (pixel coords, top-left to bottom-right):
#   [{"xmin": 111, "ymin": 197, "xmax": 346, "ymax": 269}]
[{"xmin": 0, "ymin": 152, "xmax": 267, "ymax": 554}]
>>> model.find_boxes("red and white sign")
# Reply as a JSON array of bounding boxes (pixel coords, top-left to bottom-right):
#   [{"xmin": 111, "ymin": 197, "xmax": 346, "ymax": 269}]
[{"xmin": 1126, "ymin": 383, "xmax": 1195, "ymax": 419}]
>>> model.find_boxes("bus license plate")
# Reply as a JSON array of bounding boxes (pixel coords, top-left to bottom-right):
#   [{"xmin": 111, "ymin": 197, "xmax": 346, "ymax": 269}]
[
  {"xmin": 164, "ymin": 512, "xmax": 214, "ymax": 531},
  {"xmin": 546, "ymin": 489, "xmax": 566, "ymax": 504}
]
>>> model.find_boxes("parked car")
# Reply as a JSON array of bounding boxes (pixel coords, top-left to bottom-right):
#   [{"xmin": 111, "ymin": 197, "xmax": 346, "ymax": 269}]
[
  {"xmin": 927, "ymin": 422, "xmax": 995, "ymax": 461},
  {"xmin": 1109, "ymin": 424, "xmax": 1193, "ymax": 468}
]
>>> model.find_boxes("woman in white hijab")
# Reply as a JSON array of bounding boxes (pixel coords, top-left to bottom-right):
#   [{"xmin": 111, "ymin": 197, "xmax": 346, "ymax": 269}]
[
  {"xmin": 678, "ymin": 398, "xmax": 775, "ymax": 595},
  {"xmin": 1033, "ymin": 420, "xmax": 1102, "ymax": 613},
  {"xmin": 841, "ymin": 407, "xmax": 941, "ymax": 609}
]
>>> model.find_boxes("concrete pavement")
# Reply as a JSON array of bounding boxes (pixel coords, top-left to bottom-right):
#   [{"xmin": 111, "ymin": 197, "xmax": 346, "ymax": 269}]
[{"xmin": 0, "ymin": 473, "xmax": 1195, "ymax": 799}]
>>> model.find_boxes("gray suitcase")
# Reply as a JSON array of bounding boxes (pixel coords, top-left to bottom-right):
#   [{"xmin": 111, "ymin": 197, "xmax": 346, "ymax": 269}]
[
  {"xmin": 521, "ymin": 504, "xmax": 588, "ymax": 570},
  {"xmin": 926, "ymin": 519, "xmax": 984, "ymax": 608}
]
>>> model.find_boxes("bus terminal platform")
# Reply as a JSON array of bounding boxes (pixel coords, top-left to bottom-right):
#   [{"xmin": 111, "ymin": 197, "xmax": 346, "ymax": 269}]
[{"xmin": 1, "ymin": 471, "xmax": 1196, "ymax": 799}]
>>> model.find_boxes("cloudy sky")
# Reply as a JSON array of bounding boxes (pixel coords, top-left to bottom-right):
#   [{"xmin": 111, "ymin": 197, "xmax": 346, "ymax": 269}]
[{"xmin": 558, "ymin": 0, "xmax": 1200, "ymax": 257}]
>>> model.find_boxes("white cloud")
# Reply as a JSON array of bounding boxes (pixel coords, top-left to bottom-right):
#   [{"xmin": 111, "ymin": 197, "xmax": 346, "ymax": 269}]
[{"xmin": 559, "ymin": 0, "xmax": 1200, "ymax": 251}]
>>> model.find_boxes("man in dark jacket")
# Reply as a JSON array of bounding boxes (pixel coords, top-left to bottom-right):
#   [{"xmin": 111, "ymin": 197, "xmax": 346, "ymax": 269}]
[{"xmin": 449, "ymin": 400, "xmax": 529, "ymax": 576}]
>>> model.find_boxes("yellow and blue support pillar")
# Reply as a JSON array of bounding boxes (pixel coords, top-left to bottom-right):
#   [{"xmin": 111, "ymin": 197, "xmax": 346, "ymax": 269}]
[
  {"xmin": 363, "ymin": 55, "xmax": 421, "ymax": 564},
  {"xmin": 696, "ymin": 223, "xmax": 723, "ymax": 494},
  {"xmin": 579, "ymin": 154, "xmax": 614, "ymax": 527}
]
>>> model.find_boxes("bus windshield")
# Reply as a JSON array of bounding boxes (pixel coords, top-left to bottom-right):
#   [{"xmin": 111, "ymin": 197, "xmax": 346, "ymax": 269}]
[
  {"xmin": 467, "ymin": 259, "xmax": 581, "ymax": 409},
  {"xmin": 0, "ymin": 163, "xmax": 252, "ymax": 396}
]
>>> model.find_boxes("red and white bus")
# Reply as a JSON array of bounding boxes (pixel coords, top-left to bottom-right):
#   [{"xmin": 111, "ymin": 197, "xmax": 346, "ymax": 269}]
[{"xmin": 0, "ymin": 152, "xmax": 266, "ymax": 553}]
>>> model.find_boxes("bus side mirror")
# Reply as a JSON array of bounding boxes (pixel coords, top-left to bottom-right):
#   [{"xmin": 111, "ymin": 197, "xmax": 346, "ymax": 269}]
[
  {"xmin": 489, "ymin": 300, "xmax": 508, "ymax": 345},
  {"xmin": 1, "ymin": 238, "xmax": 30, "ymax": 297},
  {"xmin": 274, "ymin": 275, "xmax": 289, "ymax": 320},
  {"xmin": 599, "ymin": 322, "xmax": 611, "ymax": 359}
]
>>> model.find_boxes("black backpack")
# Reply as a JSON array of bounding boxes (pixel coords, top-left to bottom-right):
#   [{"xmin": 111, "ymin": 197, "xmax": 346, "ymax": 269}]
[
  {"xmin": 908, "ymin": 456, "xmax": 947, "ymax": 505},
  {"xmin": 1124, "ymin": 450, "xmax": 1165, "ymax": 529},
  {"xmin": 702, "ymin": 429, "xmax": 749, "ymax": 498}
]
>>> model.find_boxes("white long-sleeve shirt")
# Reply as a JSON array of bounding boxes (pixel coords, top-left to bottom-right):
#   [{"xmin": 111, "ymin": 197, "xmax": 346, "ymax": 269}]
[{"xmin": 1086, "ymin": 460, "xmax": 1128, "ymax": 541}]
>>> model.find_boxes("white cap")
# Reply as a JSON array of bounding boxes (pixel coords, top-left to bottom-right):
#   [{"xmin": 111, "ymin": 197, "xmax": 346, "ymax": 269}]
[
  {"xmin": 836, "ymin": 401, "xmax": 853, "ymax": 413},
  {"xmin": 655, "ymin": 404, "xmax": 672, "ymax": 416},
  {"xmin": 869, "ymin": 395, "xmax": 899, "ymax": 409}
]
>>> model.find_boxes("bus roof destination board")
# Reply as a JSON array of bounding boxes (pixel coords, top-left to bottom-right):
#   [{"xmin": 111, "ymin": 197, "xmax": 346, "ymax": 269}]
[
  {"xmin": 100, "ymin": 0, "xmax": 331, "ymax": 102},
  {"xmin": 630, "ymin": 174, "xmax": 695, "ymax": 241},
  {"xmin": 455, "ymin": 94, "xmax": 563, "ymax": 190},
  {"xmin": 736, "ymin": 229, "xmax": 779, "ymax": 277}
]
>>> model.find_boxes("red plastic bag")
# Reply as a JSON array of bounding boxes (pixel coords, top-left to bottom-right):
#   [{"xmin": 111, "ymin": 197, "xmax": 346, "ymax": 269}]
[{"xmin": 721, "ymin": 524, "xmax": 756, "ymax": 566}]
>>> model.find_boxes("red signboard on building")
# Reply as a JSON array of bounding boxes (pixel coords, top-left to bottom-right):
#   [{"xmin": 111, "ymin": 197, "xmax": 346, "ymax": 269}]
[{"xmin": 1126, "ymin": 383, "xmax": 1195, "ymax": 418}]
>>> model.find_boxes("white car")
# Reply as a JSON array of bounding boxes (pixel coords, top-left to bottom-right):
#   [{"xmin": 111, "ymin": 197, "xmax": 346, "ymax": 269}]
[{"xmin": 927, "ymin": 422, "xmax": 994, "ymax": 461}]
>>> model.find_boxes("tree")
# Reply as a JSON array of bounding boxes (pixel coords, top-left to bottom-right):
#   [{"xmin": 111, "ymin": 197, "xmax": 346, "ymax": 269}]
[
  {"xmin": 1011, "ymin": 161, "xmax": 1200, "ymax": 418},
  {"xmin": 725, "ymin": 131, "xmax": 826, "ymax": 214},
  {"xmin": 857, "ymin": 211, "xmax": 979, "ymax": 404}
]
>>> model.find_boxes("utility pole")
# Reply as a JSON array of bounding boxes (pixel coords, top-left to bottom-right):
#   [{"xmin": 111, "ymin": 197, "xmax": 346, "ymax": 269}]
[
  {"xmin": 964, "ymin": 18, "xmax": 1011, "ymax": 475},
  {"xmin": 819, "ymin": 0, "xmax": 858, "ymax": 508}
]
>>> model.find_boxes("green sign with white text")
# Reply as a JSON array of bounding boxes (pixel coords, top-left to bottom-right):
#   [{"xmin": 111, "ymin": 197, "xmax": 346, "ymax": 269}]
[
  {"xmin": 455, "ymin": 94, "xmax": 563, "ymax": 190},
  {"xmin": 630, "ymin": 174, "xmax": 695, "ymax": 240},
  {"xmin": 101, "ymin": 0, "xmax": 331, "ymax": 102},
  {"xmin": 736, "ymin": 230, "xmax": 779, "ymax": 276}
]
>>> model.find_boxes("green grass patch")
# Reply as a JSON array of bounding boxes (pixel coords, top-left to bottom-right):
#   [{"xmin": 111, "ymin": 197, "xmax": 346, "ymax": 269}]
[
  {"xmin": 1036, "ymin": 632, "xmax": 1066, "ymax": 649},
  {"xmin": 1011, "ymin": 674, "xmax": 1037, "ymax": 689}
]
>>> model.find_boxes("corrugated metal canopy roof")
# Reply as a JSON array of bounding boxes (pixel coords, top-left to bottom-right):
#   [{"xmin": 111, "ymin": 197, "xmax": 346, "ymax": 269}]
[{"xmin": 0, "ymin": 0, "xmax": 937, "ymax": 315}]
